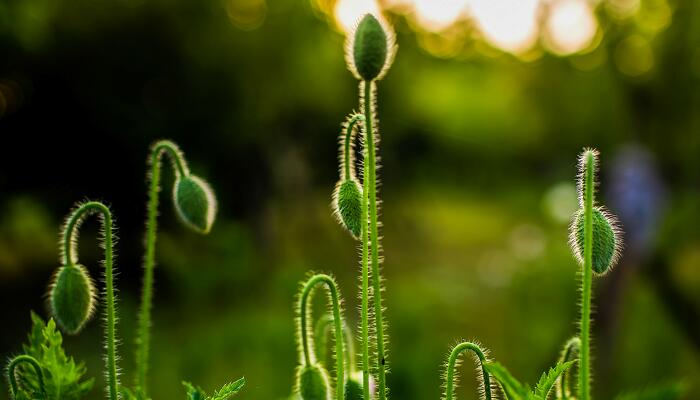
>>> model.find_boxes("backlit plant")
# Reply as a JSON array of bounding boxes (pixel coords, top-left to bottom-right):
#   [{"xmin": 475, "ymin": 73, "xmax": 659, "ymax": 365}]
[
  {"xmin": 5, "ymin": 140, "xmax": 243, "ymax": 400},
  {"xmin": 292, "ymin": 13, "xmax": 685, "ymax": 400}
]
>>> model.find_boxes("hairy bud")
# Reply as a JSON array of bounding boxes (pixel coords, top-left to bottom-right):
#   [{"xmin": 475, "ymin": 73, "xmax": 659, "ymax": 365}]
[
  {"xmin": 570, "ymin": 207, "xmax": 621, "ymax": 274},
  {"xmin": 50, "ymin": 264, "xmax": 95, "ymax": 334},
  {"xmin": 350, "ymin": 14, "xmax": 394, "ymax": 81},
  {"xmin": 334, "ymin": 179, "xmax": 363, "ymax": 239},
  {"xmin": 173, "ymin": 174, "xmax": 217, "ymax": 234},
  {"xmin": 298, "ymin": 364, "xmax": 331, "ymax": 400}
]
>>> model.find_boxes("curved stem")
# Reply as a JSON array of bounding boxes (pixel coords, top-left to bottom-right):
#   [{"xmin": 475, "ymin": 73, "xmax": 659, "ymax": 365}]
[
  {"xmin": 136, "ymin": 139, "xmax": 189, "ymax": 397},
  {"xmin": 7, "ymin": 355, "xmax": 46, "ymax": 399},
  {"xmin": 557, "ymin": 337, "xmax": 581, "ymax": 400},
  {"xmin": 579, "ymin": 151, "xmax": 595, "ymax": 400},
  {"xmin": 444, "ymin": 342, "xmax": 491, "ymax": 400},
  {"xmin": 314, "ymin": 315, "xmax": 357, "ymax": 374},
  {"xmin": 363, "ymin": 80, "xmax": 387, "ymax": 400},
  {"xmin": 299, "ymin": 274, "xmax": 346, "ymax": 400},
  {"xmin": 62, "ymin": 201, "xmax": 118, "ymax": 400},
  {"xmin": 342, "ymin": 114, "xmax": 365, "ymax": 181}
]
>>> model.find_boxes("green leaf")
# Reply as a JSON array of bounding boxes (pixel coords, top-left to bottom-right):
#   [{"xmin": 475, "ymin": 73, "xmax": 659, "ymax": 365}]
[
  {"xmin": 183, "ymin": 381, "xmax": 208, "ymax": 400},
  {"xmin": 484, "ymin": 362, "xmax": 528, "ymax": 400},
  {"xmin": 13, "ymin": 312, "xmax": 93, "ymax": 400},
  {"xmin": 210, "ymin": 377, "xmax": 245, "ymax": 400},
  {"xmin": 533, "ymin": 360, "xmax": 576, "ymax": 400},
  {"xmin": 615, "ymin": 382, "xmax": 687, "ymax": 400},
  {"xmin": 183, "ymin": 378, "xmax": 245, "ymax": 400}
]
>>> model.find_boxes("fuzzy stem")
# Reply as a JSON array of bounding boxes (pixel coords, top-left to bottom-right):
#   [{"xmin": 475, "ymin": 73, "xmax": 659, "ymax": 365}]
[
  {"xmin": 299, "ymin": 274, "xmax": 346, "ymax": 400},
  {"xmin": 62, "ymin": 201, "xmax": 118, "ymax": 400},
  {"xmin": 444, "ymin": 342, "xmax": 491, "ymax": 400},
  {"xmin": 579, "ymin": 151, "xmax": 595, "ymax": 400},
  {"xmin": 314, "ymin": 316, "xmax": 357, "ymax": 374},
  {"xmin": 558, "ymin": 337, "xmax": 581, "ymax": 400},
  {"xmin": 360, "ymin": 102, "xmax": 371, "ymax": 399},
  {"xmin": 343, "ymin": 114, "xmax": 365, "ymax": 181},
  {"xmin": 363, "ymin": 80, "xmax": 387, "ymax": 400},
  {"xmin": 136, "ymin": 140, "xmax": 189, "ymax": 397},
  {"xmin": 7, "ymin": 355, "xmax": 46, "ymax": 399}
]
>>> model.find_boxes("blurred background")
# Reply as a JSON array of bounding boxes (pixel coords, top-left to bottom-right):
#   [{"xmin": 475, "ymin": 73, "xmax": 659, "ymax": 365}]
[{"xmin": 0, "ymin": 0, "xmax": 699, "ymax": 398}]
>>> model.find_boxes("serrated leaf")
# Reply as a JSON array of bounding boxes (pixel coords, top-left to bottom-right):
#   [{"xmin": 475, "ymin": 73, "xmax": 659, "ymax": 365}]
[
  {"xmin": 615, "ymin": 382, "xmax": 687, "ymax": 400},
  {"xmin": 183, "ymin": 381, "xmax": 207, "ymax": 400},
  {"xmin": 485, "ymin": 362, "xmax": 528, "ymax": 400},
  {"xmin": 533, "ymin": 360, "xmax": 575, "ymax": 400},
  {"xmin": 210, "ymin": 377, "xmax": 245, "ymax": 400},
  {"xmin": 13, "ymin": 313, "xmax": 93, "ymax": 400}
]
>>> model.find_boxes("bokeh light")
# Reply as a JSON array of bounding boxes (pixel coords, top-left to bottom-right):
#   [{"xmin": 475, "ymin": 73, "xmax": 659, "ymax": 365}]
[
  {"xmin": 544, "ymin": 0, "xmax": 598, "ymax": 55},
  {"xmin": 469, "ymin": 0, "xmax": 540, "ymax": 54}
]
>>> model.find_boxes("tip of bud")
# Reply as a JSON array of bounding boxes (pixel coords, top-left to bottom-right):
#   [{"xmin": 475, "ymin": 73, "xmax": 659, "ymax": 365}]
[
  {"xmin": 297, "ymin": 364, "xmax": 331, "ymax": 400},
  {"xmin": 333, "ymin": 179, "xmax": 363, "ymax": 239},
  {"xmin": 173, "ymin": 174, "xmax": 218, "ymax": 234},
  {"xmin": 347, "ymin": 13, "xmax": 395, "ymax": 81},
  {"xmin": 569, "ymin": 207, "xmax": 623, "ymax": 275},
  {"xmin": 49, "ymin": 264, "xmax": 96, "ymax": 335}
]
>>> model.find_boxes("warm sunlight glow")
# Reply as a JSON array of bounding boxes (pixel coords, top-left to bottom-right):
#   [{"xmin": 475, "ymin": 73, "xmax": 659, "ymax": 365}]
[
  {"xmin": 412, "ymin": 0, "xmax": 469, "ymax": 32},
  {"xmin": 468, "ymin": 0, "xmax": 540, "ymax": 54},
  {"xmin": 545, "ymin": 0, "xmax": 598, "ymax": 55},
  {"xmin": 334, "ymin": 0, "xmax": 380, "ymax": 33}
]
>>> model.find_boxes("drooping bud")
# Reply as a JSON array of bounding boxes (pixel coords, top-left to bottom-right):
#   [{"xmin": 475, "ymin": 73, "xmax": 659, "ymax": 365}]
[
  {"xmin": 298, "ymin": 364, "xmax": 331, "ymax": 400},
  {"xmin": 333, "ymin": 179, "xmax": 363, "ymax": 239},
  {"xmin": 173, "ymin": 174, "xmax": 217, "ymax": 234},
  {"xmin": 49, "ymin": 264, "xmax": 95, "ymax": 334},
  {"xmin": 349, "ymin": 14, "xmax": 394, "ymax": 81},
  {"xmin": 570, "ymin": 207, "xmax": 621, "ymax": 274},
  {"xmin": 344, "ymin": 372, "xmax": 366, "ymax": 400}
]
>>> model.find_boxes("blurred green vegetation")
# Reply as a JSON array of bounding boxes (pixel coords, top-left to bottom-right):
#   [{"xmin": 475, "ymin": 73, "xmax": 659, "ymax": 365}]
[{"xmin": 1, "ymin": 0, "xmax": 699, "ymax": 399}]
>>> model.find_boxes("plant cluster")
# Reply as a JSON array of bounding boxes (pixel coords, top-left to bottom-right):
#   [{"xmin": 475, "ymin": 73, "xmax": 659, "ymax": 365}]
[
  {"xmin": 4, "ymin": 12, "xmax": 687, "ymax": 400},
  {"xmin": 290, "ymin": 13, "xmax": 686, "ymax": 400},
  {"xmin": 5, "ymin": 140, "xmax": 244, "ymax": 400}
]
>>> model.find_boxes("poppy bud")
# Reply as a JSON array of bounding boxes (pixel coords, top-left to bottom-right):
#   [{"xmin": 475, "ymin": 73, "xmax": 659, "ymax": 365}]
[
  {"xmin": 50, "ymin": 264, "xmax": 95, "ymax": 334},
  {"xmin": 173, "ymin": 174, "xmax": 217, "ymax": 234},
  {"xmin": 298, "ymin": 364, "xmax": 331, "ymax": 400},
  {"xmin": 350, "ymin": 14, "xmax": 393, "ymax": 81},
  {"xmin": 570, "ymin": 207, "xmax": 621, "ymax": 274},
  {"xmin": 334, "ymin": 179, "xmax": 363, "ymax": 239}
]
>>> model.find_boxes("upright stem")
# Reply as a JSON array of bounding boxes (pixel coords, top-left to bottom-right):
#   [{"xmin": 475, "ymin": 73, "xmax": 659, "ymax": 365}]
[
  {"xmin": 360, "ymin": 88, "xmax": 371, "ymax": 399},
  {"xmin": 363, "ymin": 80, "xmax": 387, "ymax": 399},
  {"xmin": 136, "ymin": 140, "xmax": 188, "ymax": 397},
  {"xmin": 579, "ymin": 152, "xmax": 595, "ymax": 400},
  {"xmin": 444, "ymin": 342, "xmax": 491, "ymax": 400},
  {"xmin": 299, "ymin": 274, "xmax": 346, "ymax": 400},
  {"xmin": 7, "ymin": 355, "xmax": 46, "ymax": 399},
  {"xmin": 62, "ymin": 201, "xmax": 118, "ymax": 400}
]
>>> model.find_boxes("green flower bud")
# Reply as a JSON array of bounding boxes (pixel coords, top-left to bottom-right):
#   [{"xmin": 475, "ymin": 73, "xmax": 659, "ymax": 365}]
[
  {"xmin": 570, "ymin": 207, "xmax": 621, "ymax": 274},
  {"xmin": 298, "ymin": 364, "xmax": 331, "ymax": 400},
  {"xmin": 344, "ymin": 374, "xmax": 363, "ymax": 400},
  {"xmin": 350, "ymin": 13, "xmax": 393, "ymax": 81},
  {"xmin": 333, "ymin": 179, "xmax": 363, "ymax": 239},
  {"xmin": 173, "ymin": 174, "xmax": 217, "ymax": 234},
  {"xmin": 49, "ymin": 264, "xmax": 95, "ymax": 334}
]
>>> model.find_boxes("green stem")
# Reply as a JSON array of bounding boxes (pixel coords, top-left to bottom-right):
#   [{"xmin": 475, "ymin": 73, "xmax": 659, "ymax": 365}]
[
  {"xmin": 343, "ymin": 114, "xmax": 365, "ymax": 181},
  {"xmin": 314, "ymin": 315, "xmax": 357, "ymax": 374},
  {"xmin": 299, "ymin": 274, "xmax": 346, "ymax": 400},
  {"xmin": 579, "ymin": 151, "xmax": 595, "ymax": 400},
  {"xmin": 136, "ymin": 140, "xmax": 189, "ymax": 397},
  {"xmin": 360, "ymin": 103, "xmax": 371, "ymax": 398},
  {"xmin": 558, "ymin": 337, "xmax": 581, "ymax": 400},
  {"xmin": 444, "ymin": 342, "xmax": 491, "ymax": 400},
  {"xmin": 7, "ymin": 355, "xmax": 46, "ymax": 399},
  {"xmin": 62, "ymin": 201, "xmax": 118, "ymax": 400},
  {"xmin": 363, "ymin": 80, "xmax": 387, "ymax": 400}
]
